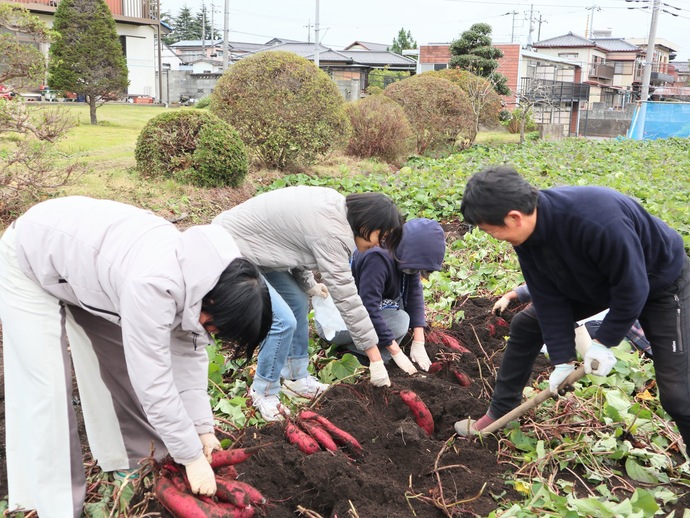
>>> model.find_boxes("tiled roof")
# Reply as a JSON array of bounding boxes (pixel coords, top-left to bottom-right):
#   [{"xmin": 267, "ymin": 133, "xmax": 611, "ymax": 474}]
[
  {"xmin": 228, "ymin": 41, "xmax": 272, "ymax": 52},
  {"xmin": 343, "ymin": 41, "xmax": 390, "ymax": 52},
  {"xmin": 592, "ymin": 38, "xmax": 641, "ymax": 52},
  {"xmin": 533, "ymin": 32, "xmax": 594, "ymax": 48},
  {"xmin": 170, "ymin": 40, "xmax": 222, "ymax": 48},
  {"xmin": 340, "ymin": 50, "xmax": 416, "ymax": 66},
  {"xmin": 255, "ymin": 43, "xmax": 353, "ymax": 63}
]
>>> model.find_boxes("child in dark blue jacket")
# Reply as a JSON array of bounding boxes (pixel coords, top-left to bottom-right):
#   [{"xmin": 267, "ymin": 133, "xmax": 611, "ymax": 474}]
[{"xmin": 315, "ymin": 218, "xmax": 446, "ymax": 371}]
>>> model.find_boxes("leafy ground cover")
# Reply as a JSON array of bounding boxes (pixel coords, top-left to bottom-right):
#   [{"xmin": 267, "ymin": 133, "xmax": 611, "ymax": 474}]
[{"xmin": 1, "ymin": 106, "xmax": 690, "ymax": 516}]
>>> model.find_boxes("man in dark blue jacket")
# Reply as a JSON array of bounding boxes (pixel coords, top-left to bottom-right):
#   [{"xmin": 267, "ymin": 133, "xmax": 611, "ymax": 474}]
[
  {"xmin": 315, "ymin": 218, "xmax": 446, "ymax": 371},
  {"xmin": 455, "ymin": 166, "xmax": 690, "ymax": 446}
]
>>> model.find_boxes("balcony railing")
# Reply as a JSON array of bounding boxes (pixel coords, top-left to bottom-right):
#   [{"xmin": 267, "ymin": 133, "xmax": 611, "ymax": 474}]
[
  {"xmin": 519, "ymin": 78, "xmax": 590, "ymax": 103},
  {"xmin": 589, "ymin": 63, "xmax": 614, "ymax": 81},
  {"xmin": 4, "ymin": 0, "xmax": 158, "ymax": 23}
]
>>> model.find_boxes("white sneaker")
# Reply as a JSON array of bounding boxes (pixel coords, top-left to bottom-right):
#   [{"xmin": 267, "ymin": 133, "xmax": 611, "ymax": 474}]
[
  {"xmin": 249, "ymin": 387, "xmax": 290, "ymax": 422},
  {"xmin": 282, "ymin": 375, "xmax": 329, "ymax": 399}
]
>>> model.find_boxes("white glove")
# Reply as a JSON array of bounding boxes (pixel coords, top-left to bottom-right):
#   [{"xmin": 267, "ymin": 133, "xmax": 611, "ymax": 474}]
[
  {"xmin": 492, "ymin": 295, "xmax": 511, "ymax": 315},
  {"xmin": 184, "ymin": 453, "xmax": 217, "ymax": 496},
  {"xmin": 391, "ymin": 350, "xmax": 418, "ymax": 375},
  {"xmin": 548, "ymin": 363, "xmax": 576, "ymax": 396},
  {"xmin": 306, "ymin": 283, "xmax": 329, "ymax": 298},
  {"xmin": 199, "ymin": 432, "xmax": 221, "ymax": 463},
  {"xmin": 369, "ymin": 360, "xmax": 391, "ymax": 387},
  {"xmin": 584, "ymin": 341, "xmax": 617, "ymax": 376},
  {"xmin": 409, "ymin": 340, "xmax": 431, "ymax": 371}
]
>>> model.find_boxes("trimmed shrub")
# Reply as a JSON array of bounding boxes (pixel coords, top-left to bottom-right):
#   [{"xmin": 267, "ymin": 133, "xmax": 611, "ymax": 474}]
[
  {"xmin": 501, "ymin": 108, "xmax": 537, "ymax": 134},
  {"xmin": 383, "ymin": 74, "xmax": 475, "ymax": 155},
  {"xmin": 194, "ymin": 95, "xmax": 211, "ymax": 109},
  {"xmin": 134, "ymin": 109, "xmax": 248, "ymax": 188},
  {"xmin": 210, "ymin": 51, "xmax": 351, "ymax": 170},
  {"xmin": 344, "ymin": 95, "xmax": 414, "ymax": 164},
  {"xmin": 431, "ymin": 68, "xmax": 502, "ymax": 128}
]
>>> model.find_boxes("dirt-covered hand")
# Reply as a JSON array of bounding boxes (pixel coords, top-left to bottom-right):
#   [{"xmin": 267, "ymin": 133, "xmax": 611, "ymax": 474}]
[
  {"xmin": 409, "ymin": 340, "xmax": 431, "ymax": 371},
  {"xmin": 184, "ymin": 453, "xmax": 216, "ymax": 496},
  {"xmin": 548, "ymin": 363, "xmax": 576, "ymax": 396},
  {"xmin": 306, "ymin": 283, "xmax": 329, "ymax": 298},
  {"xmin": 369, "ymin": 360, "xmax": 391, "ymax": 387},
  {"xmin": 391, "ymin": 351, "xmax": 418, "ymax": 375},
  {"xmin": 492, "ymin": 295, "xmax": 511, "ymax": 315},
  {"xmin": 199, "ymin": 432, "xmax": 221, "ymax": 463},
  {"xmin": 584, "ymin": 342, "xmax": 616, "ymax": 376}
]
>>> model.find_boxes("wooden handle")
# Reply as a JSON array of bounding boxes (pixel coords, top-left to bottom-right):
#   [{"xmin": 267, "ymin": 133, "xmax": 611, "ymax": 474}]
[{"xmin": 479, "ymin": 361, "xmax": 596, "ymax": 435}]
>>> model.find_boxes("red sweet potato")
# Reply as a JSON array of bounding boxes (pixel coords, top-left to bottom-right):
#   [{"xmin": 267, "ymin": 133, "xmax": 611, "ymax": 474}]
[
  {"xmin": 217, "ymin": 477, "xmax": 267, "ymax": 505},
  {"xmin": 214, "ymin": 464, "xmax": 239, "ymax": 480},
  {"xmin": 285, "ymin": 421, "xmax": 320, "ymax": 454},
  {"xmin": 210, "ymin": 444, "xmax": 265, "ymax": 468},
  {"xmin": 495, "ymin": 317, "xmax": 510, "ymax": 328},
  {"xmin": 399, "ymin": 390, "xmax": 435, "ymax": 436},
  {"xmin": 451, "ymin": 368, "xmax": 472, "ymax": 387},
  {"xmin": 215, "ymin": 477, "xmax": 251, "ymax": 508},
  {"xmin": 428, "ymin": 362, "xmax": 444, "ymax": 374},
  {"xmin": 154, "ymin": 477, "xmax": 227, "ymax": 518},
  {"xmin": 215, "ymin": 501, "xmax": 256, "ymax": 517},
  {"xmin": 298, "ymin": 410, "xmax": 363, "ymax": 453},
  {"xmin": 425, "ymin": 329, "xmax": 469, "ymax": 353},
  {"xmin": 298, "ymin": 420, "xmax": 338, "ymax": 452}
]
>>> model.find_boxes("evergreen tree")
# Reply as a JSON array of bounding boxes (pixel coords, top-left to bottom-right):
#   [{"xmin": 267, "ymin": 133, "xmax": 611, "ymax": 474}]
[
  {"xmin": 48, "ymin": 0, "xmax": 129, "ymax": 124},
  {"xmin": 391, "ymin": 28, "xmax": 417, "ymax": 55},
  {"xmin": 449, "ymin": 23, "xmax": 509, "ymax": 95},
  {"xmin": 194, "ymin": 5, "xmax": 218, "ymax": 42},
  {"xmin": 170, "ymin": 6, "xmax": 196, "ymax": 43}
]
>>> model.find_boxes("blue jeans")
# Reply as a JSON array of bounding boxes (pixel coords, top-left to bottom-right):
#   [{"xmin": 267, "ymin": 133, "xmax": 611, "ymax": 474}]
[{"xmin": 252, "ymin": 271, "xmax": 310, "ymax": 397}]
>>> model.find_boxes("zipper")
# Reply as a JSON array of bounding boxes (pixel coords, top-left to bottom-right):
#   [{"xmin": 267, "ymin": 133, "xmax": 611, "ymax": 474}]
[
  {"xmin": 675, "ymin": 294, "xmax": 683, "ymax": 353},
  {"xmin": 80, "ymin": 301, "xmax": 121, "ymax": 323}
]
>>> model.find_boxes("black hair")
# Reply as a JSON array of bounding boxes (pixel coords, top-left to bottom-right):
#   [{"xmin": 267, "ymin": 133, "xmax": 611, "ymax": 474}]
[
  {"xmin": 201, "ymin": 257, "xmax": 272, "ymax": 360},
  {"xmin": 460, "ymin": 166, "xmax": 539, "ymax": 226},
  {"xmin": 345, "ymin": 192, "xmax": 404, "ymax": 252}
]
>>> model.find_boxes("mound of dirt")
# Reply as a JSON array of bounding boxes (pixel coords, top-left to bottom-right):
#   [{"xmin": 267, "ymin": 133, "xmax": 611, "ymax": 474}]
[{"xmin": 199, "ymin": 297, "xmax": 547, "ymax": 518}]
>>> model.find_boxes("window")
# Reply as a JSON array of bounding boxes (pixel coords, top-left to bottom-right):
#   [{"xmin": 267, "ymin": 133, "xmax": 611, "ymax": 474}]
[
  {"xmin": 558, "ymin": 53, "xmax": 578, "ymax": 59},
  {"xmin": 613, "ymin": 62, "xmax": 633, "ymax": 75},
  {"xmin": 433, "ymin": 63, "xmax": 448, "ymax": 71}
]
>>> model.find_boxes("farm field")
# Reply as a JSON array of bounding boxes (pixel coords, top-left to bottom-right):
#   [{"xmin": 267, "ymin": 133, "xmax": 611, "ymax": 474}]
[{"xmin": 1, "ymin": 103, "xmax": 690, "ymax": 516}]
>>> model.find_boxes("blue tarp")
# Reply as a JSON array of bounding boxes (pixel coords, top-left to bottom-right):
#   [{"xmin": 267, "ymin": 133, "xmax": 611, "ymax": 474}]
[{"xmin": 628, "ymin": 101, "xmax": 690, "ymax": 140}]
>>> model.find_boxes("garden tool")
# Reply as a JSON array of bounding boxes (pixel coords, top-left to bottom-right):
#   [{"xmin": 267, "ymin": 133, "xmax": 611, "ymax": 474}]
[{"xmin": 456, "ymin": 360, "xmax": 598, "ymax": 437}]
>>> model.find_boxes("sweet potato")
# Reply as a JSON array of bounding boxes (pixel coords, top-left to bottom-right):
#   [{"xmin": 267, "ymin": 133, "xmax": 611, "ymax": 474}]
[
  {"xmin": 399, "ymin": 390, "xmax": 435, "ymax": 436},
  {"xmin": 495, "ymin": 317, "xmax": 510, "ymax": 328},
  {"xmin": 217, "ymin": 477, "xmax": 267, "ymax": 505},
  {"xmin": 428, "ymin": 362, "xmax": 444, "ymax": 374},
  {"xmin": 298, "ymin": 410, "xmax": 363, "ymax": 453},
  {"xmin": 210, "ymin": 444, "xmax": 265, "ymax": 468},
  {"xmin": 214, "ymin": 464, "xmax": 239, "ymax": 480},
  {"xmin": 451, "ymin": 368, "xmax": 472, "ymax": 387},
  {"xmin": 215, "ymin": 501, "xmax": 256, "ymax": 517},
  {"xmin": 285, "ymin": 422, "xmax": 320, "ymax": 454},
  {"xmin": 298, "ymin": 420, "xmax": 338, "ymax": 452},
  {"xmin": 215, "ymin": 476, "xmax": 252, "ymax": 508},
  {"xmin": 154, "ymin": 477, "xmax": 228, "ymax": 518},
  {"xmin": 425, "ymin": 329, "xmax": 469, "ymax": 353}
]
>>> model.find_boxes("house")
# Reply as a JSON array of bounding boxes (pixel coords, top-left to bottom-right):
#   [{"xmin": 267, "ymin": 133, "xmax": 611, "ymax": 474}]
[
  {"xmin": 5, "ymin": 0, "xmax": 159, "ymax": 99},
  {"xmin": 343, "ymin": 41, "xmax": 391, "ymax": 52},
  {"xmin": 169, "ymin": 39, "xmax": 223, "ymax": 63},
  {"xmin": 251, "ymin": 42, "xmax": 417, "ymax": 100}
]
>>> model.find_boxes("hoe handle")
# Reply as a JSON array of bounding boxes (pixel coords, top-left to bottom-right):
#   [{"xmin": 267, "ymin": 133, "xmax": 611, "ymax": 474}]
[{"xmin": 479, "ymin": 361, "xmax": 597, "ymax": 435}]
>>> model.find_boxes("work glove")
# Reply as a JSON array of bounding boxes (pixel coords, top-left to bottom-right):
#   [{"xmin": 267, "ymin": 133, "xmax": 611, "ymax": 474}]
[
  {"xmin": 584, "ymin": 341, "xmax": 617, "ymax": 376},
  {"xmin": 391, "ymin": 350, "xmax": 418, "ymax": 375},
  {"xmin": 184, "ymin": 453, "xmax": 217, "ymax": 496},
  {"xmin": 306, "ymin": 283, "xmax": 329, "ymax": 298},
  {"xmin": 199, "ymin": 432, "xmax": 221, "ymax": 463},
  {"xmin": 409, "ymin": 340, "xmax": 431, "ymax": 371},
  {"xmin": 369, "ymin": 360, "xmax": 391, "ymax": 387},
  {"xmin": 492, "ymin": 295, "xmax": 511, "ymax": 315},
  {"xmin": 548, "ymin": 363, "xmax": 576, "ymax": 396}
]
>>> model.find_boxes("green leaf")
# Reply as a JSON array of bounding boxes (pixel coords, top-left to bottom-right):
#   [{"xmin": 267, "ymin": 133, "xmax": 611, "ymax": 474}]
[{"xmin": 625, "ymin": 457, "xmax": 662, "ymax": 484}]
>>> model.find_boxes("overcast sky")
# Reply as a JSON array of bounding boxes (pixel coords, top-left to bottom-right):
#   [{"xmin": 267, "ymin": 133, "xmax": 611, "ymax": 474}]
[{"xmin": 160, "ymin": 0, "xmax": 690, "ymax": 59}]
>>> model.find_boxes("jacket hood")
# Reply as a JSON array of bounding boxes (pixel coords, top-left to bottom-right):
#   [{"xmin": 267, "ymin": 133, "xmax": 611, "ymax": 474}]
[
  {"xmin": 397, "ymin": 218, "xmax": 446, "ymax": 271},
  {"xmin": 177, "ymin": 225, "xmax": 242, "ymax": 334}
]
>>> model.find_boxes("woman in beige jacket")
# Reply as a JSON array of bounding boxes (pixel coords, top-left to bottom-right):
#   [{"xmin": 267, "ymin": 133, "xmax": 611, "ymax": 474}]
[{"xmin": 213, "ymin": 186, "xmax": 416, "ymax": 421}]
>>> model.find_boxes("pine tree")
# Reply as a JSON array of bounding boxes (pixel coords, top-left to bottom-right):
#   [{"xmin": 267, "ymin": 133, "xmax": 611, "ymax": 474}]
[
  {"xmin": 449, "ymin": 23, "xmax": 509, "ymax": 95},
  {"xmin": 48, "ymin": 0, "xmax": 129, "ymax": 124},
  {"xmin": 171, "ymin": 6, "xmax": 197, "ymax": 42},
  {"xmin": 390, "ymin": 28, "xmax": 417, "ymax": 55}
]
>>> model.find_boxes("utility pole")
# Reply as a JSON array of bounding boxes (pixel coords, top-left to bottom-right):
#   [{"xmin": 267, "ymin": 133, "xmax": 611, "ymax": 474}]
[
  {"xmin": 536, "ymin": 14, "xmax": 547, "ymax": 41},
  {"xmin": 304, "ymin": 19, "xmax": 313, "ymax": 43},
  {"xmin": 222, "ymin": 0, "xmax": 229, "ymax": 69},
  {"xmin": 526, "ymin": 4, "xmax": 534, "ymax": 49},
  {"xmin": 156, "ymin": 0, "xmax": 163, "ymax": 104},
  {"xmin": 585, "ymin": 4, "xmax": 601, "ymax": 39},
  {"xmin": 503, "ymin": 11, "xmax": 518, "ymax": 43},
  {"xmin": 314, "ymin": 0, "xmax": 320, "ymax": 68},
  {"xmin": 639, "ymin": 0, "xmax": 661, "ymax": 102}
]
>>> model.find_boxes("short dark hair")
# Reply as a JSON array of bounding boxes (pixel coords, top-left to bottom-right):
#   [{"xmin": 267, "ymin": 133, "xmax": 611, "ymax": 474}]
[
  {"xmin": 202, "ymin": 257, "xmax": 272, "ymax": 360},
  {"xmin": 345, "ymin": 192, "xmax": 404, "ymax": 252},
  {"xmin": 460, "ymin": 166, "xmax": 539, "ymax": 226}
]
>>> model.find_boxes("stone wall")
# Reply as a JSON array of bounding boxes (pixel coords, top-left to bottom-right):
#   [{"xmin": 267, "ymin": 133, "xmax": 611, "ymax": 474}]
[
  {"xmin": 157, "ymin": 70, "xmax": 222, "ymax": 105},
  {"xmin": 578, "ymin": 104, "xmax": 635, "ymax": 138}
]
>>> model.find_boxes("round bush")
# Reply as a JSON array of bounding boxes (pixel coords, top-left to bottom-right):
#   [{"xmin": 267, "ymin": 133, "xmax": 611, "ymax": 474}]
[
  {"xmin": 344, "ymin": 95, "xmax": 414, "ymax": 164},
  {"xmin": 431, "ymin": 68, "xmax": 502, "ymax": 128},
  {"xmin": 384, "ymin": 74, "xmax": 475, "ymax": 155},
  {"xmin": 210, "ymin": 51, "xmax": 351, "ymax": 170},
  {"xmin": 134, "ymin": 110, "xmax": 248, "ymax": 188}
]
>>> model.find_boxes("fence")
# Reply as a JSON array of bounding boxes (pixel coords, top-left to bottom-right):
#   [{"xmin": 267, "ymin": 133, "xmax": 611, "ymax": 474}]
[{"xmin": 628, "ymin": 102, "xmax": 690, "ymax": 140}]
